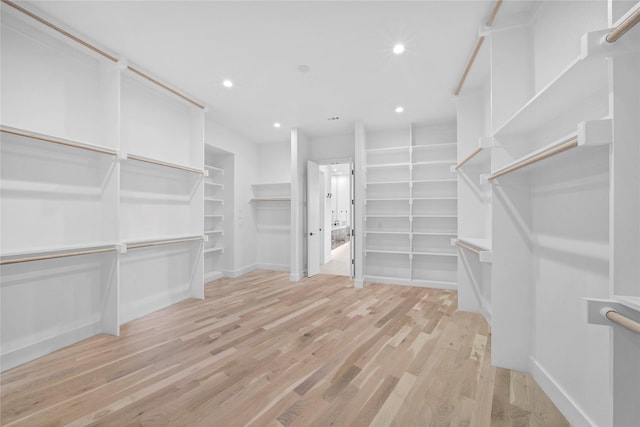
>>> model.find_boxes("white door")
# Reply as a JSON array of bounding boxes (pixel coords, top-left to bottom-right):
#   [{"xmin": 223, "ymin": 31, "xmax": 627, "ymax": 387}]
[
  {"xmin": 350, "ymin": 161, "xmax": 355, "ymax": 278},
  {"xmin": 307, "ymin": 160, "xmax": 320, "ymax": 277}
]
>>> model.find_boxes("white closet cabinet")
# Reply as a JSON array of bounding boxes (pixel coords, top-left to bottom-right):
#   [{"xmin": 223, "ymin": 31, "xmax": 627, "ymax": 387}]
[
  {"xmin": 363, "ymin": 125, "xmax": 457, "ymax": 288},
  {"xmin": 0, "ymin": 7, "xmax": 206, "ymax": 371},
  {"xmin": 456, "ymin": 1, "xmax": 640, "ymax": 425}
]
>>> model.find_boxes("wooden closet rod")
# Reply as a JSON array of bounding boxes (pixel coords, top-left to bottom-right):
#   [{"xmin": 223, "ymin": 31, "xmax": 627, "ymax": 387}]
[
  {"xmin": 603, "ymin": 308, "xmax": 640, "ymax": 334},
  {"xmin": 0, "ymin": 127, "xmax": 117, "ymax": 156},
  {"xmin": 0, "ymin": 247, "xmax": 116, "ymax": 265},
  {"xmin": 127, "ymin": 66, "xmax": 205, "ymax": 110},
  {"xmin": 455, "ymin": 147, "xmax": 483, "ymax": 169},
  {"xmin": 127, "ymin": 154, "xmax": 204, "ymax": 175},
  {"xmin": 487, "ymin": 137, "xmax": 578, "ymax": 180},
  {"xmin": 1, "ymin": 0, "xmax": 117, "ymax": 62},
  {"xmin": 606, "ymin": 6, "xmax": 640, "ymax": 43},
  {"xmin": 454, "ymin": 0, "xmax": 503, "ymax": 96},
  {"xmin": 455, "ymin": 240, "xmax": 482, "ymax": 255},
  {"xmin": 127, "ymin": 236, "xmax": 203, "ymax": 250},
  {"xmin": 1, "ymin": 0, "xmax": 205, "ymax": 110}
]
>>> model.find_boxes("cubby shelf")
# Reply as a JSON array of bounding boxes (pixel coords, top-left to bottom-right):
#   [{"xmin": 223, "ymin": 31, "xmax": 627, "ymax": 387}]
[
  {"xmin": 249, "ymin": 197, "xmax": 291, "ymax": 203},
  {"xmin": 204, "ymin": 247, "xmax": 223, "ymax": 254},
  {"xmin": 366, "ymin": 180, "xmax": 411, "ymax": 185},
  {"xmin": 366, "ymin": 162, "xmax": 410, "ymax": 168},
  {"xmin": 204, "ymin": 229, "xmax": 224, "ymax": 234},
  {"xmin": 413, "ymin": 160, "xmax": 456, "ymax": 166},
  {"xmin": 366, "ymin": 146, "xmax": 410, "ymax": 153},
  {"xmin": 412, "ymin": 251, "xmax": 457, "ymax": 257},
  {"xmin": 205, "ymin": 197, "xmax": 224, "ymax": 202},
  {"xmin": 205, "ymin": 181, "xmax": 224, "ymax": 188},
  {"xmin": 205, "ymin": 165, "xmax": 224, "ymax": 174},
  {"xmin": 412, "ymin": 142, "xmax": 457, "ymax": 150},
  {"xmin": 365, "ymin": 249, "xmax": 410, "ymax": 255}
]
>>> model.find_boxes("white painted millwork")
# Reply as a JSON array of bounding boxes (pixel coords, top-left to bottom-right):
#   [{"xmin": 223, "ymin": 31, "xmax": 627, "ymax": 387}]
[
  {"xmin": 1, "ymin": 8, "xmax": 206, "ymax": 371},
  {"xmin": 455, "ymin": 1, "xmax": 640, "ymax": 425},
  {"xmin": 360, "ymin": 124, "xmax": 458, "ymax": 289},
  {"xmin": 307, "ymin": 160, "xmax": 321, "ymax": 277}
]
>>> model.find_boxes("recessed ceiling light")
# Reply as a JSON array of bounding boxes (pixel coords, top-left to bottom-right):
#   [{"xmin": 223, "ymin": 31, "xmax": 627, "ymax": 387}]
[
  {"xmin": 222, "ymin": 79, "xmax": 233, "ymax": 88},
  {"xmin": 395, "ymin": 106, "xmax": 404, "ymax": 113},
  {"xmin": 273, "ymin": 122, "xmax": 281, "ymax": 128},
  {"xmin": 393, "ymin": 44, "xmax": 405, "ymax": 54},
  {"xmin": 298, "ymin": 64, "xmax": 311, "ymax": 73}
]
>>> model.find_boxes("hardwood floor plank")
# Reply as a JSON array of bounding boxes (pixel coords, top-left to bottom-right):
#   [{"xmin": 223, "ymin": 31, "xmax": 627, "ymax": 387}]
[{"xmin": 0, "ymin": 270, "xmax": 568, "ymax": 427}]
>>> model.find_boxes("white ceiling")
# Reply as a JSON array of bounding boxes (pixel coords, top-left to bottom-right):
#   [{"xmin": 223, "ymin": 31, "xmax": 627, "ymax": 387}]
[{"xmin": 27, "ymin": 0, "xmax": 530, "ymax": 143}]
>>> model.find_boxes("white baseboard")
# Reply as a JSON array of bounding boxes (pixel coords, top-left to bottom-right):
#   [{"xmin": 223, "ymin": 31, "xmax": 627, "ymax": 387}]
[
  {"xmin": 255, "ymin": 263, "xmax": 290, "ymax": 272},
  {"xmin": 289, "ymin": 272, "xmax": 302, "ymax": 281},
  {"xmin": 364, "ymin": 276, "xmax": 457, "ymax": 290},
  {"xmin": 223, "ymin": 264, "xmax": 256, "ymax": 278},
  {"xmin": 120, "ymin": 288, "xmax": 190, "ymax": 325},
  {"xmin": 529, "ymin": 357, "xmax": 596, "ymax": 427},
  {"xmin": 354, "ymin": 278, "xmax": 364, "ymax": 288},
  {"xmin": 1, "ymin": 322, "xmax": 102, "ymax": 372}
]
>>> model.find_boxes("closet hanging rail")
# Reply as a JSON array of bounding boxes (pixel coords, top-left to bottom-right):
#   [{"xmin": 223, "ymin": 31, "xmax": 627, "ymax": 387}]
[
  {"xmin": 127, "ymin": 154, "xmax": 204, "ymax": 174},
  {"xmin": 488, "ymin": 137, "xmax": 578, "ymax": 180},
  {"xmin": 1, "ymin": 0, "xmax": 117, "ymax": 62},
  {"xmin": 602, "ymin": 307, "xmax": 640, "ymax": 334},
  {"xmin": 0, "ymin": 247, "xmax": 116, "ymax": 265},
  {"xmin": 126, "ymin": 66, "xmax": 205, "ymax": 110},
  {"xmin": 605, "ymin": 6, "xmax": 640, "ymax": 43},
  {"xmin": 455, "ymin": 240, "xmax": 482, "ymax": 255},
  {"xmin": 0, "ymin": 127, "xmax": 117, "ymax": 156},
  {"xmin": 454, "ymin": 0, "xmax": 503, "ymax": 96},
  {"xmin": 127, "ymin": 236, "xmax": 203, "ymax": 250},
  {"xmin": 455, "ymin": 147, "xmax": 483, "ymax": 169},
  {"xmin": 1, "ymin": 0, "xmax": 205, "ymax": 110}
]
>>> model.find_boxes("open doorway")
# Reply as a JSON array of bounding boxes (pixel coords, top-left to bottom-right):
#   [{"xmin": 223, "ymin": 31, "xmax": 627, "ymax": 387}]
[{"xmin": 319, "ymin": 162, "xmax": 352, "ymax": 276}]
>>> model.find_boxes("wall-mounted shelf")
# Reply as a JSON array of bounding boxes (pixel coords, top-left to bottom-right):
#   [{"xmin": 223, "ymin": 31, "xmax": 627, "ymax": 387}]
[
  {"xmin": 204, "ymin": 247, "xmax": 223, "ymax": 254},
  {"xmin": 205, "ymin": 181, "xmax": 224, "ymax": 188},
  {"xmin": 205, "ymin": 165, "xmax": 224, "ymax": 175},
  {"xmin": 249, "ymin": 197, "xmax": 291, "ymax": 203},
  {"xmin": 204, "ymin": 229, "xmax": 224, "ymax": 235}
]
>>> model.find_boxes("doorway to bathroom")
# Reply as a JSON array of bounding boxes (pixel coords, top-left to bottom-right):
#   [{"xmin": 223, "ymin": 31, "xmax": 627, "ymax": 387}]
[{"xmin": 319, "ymin": 161, "xmax": 352, "ymax": 276}]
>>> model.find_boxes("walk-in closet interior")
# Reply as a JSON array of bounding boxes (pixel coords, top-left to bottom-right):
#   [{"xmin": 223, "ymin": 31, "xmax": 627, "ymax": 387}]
[{"xmin": 1, "ymin": 1, "xmax": 639, "ymax": 426}]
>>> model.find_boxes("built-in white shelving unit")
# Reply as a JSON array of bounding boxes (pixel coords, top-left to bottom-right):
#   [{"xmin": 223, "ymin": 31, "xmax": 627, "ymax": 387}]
[
  {"xmin": 204, "ymin": 144, "xmax": 232, "ymax": 283},
  {"xmin": 454, "ymin": 2, "xmax": 640, "ymax": 425},
  {"xmin": 363, "ymin": 125, "xmax": 457, "ymax": 288},
  {"xmin": 0, "ymin": 6, "xmax": 206, "ymax": 371}
]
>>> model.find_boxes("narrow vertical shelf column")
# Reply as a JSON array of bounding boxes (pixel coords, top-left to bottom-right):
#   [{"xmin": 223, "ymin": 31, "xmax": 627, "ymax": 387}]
[{"xmin": 204, "ymin": 145, "xmax": 233, "ymax": 282}]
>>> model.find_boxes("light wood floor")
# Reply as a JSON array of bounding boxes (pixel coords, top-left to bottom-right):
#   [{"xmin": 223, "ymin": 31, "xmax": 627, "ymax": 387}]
[{"xmin": 1, "ymin": 270, "xmax": 568, "ymax": 426}]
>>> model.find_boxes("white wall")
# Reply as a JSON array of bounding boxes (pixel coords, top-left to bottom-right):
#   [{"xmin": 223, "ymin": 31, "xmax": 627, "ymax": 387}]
[
  {"xmin": 258, "ymin": 141, "xmax": 291, "ymax": 183},
  {"xmin": 205, "ymin": 118, "xmax": 258, "ymax": 276},
  {"xmin": 308, "ymin": 132, "xmax": 355, "ymax": 162},
  {"xmin": 254, "ymin": 141, "xmax": 291, "ymax": 271},
  {"xmin": 531, "ymin": 0, "xmax": 608, "ymax": 93}
]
